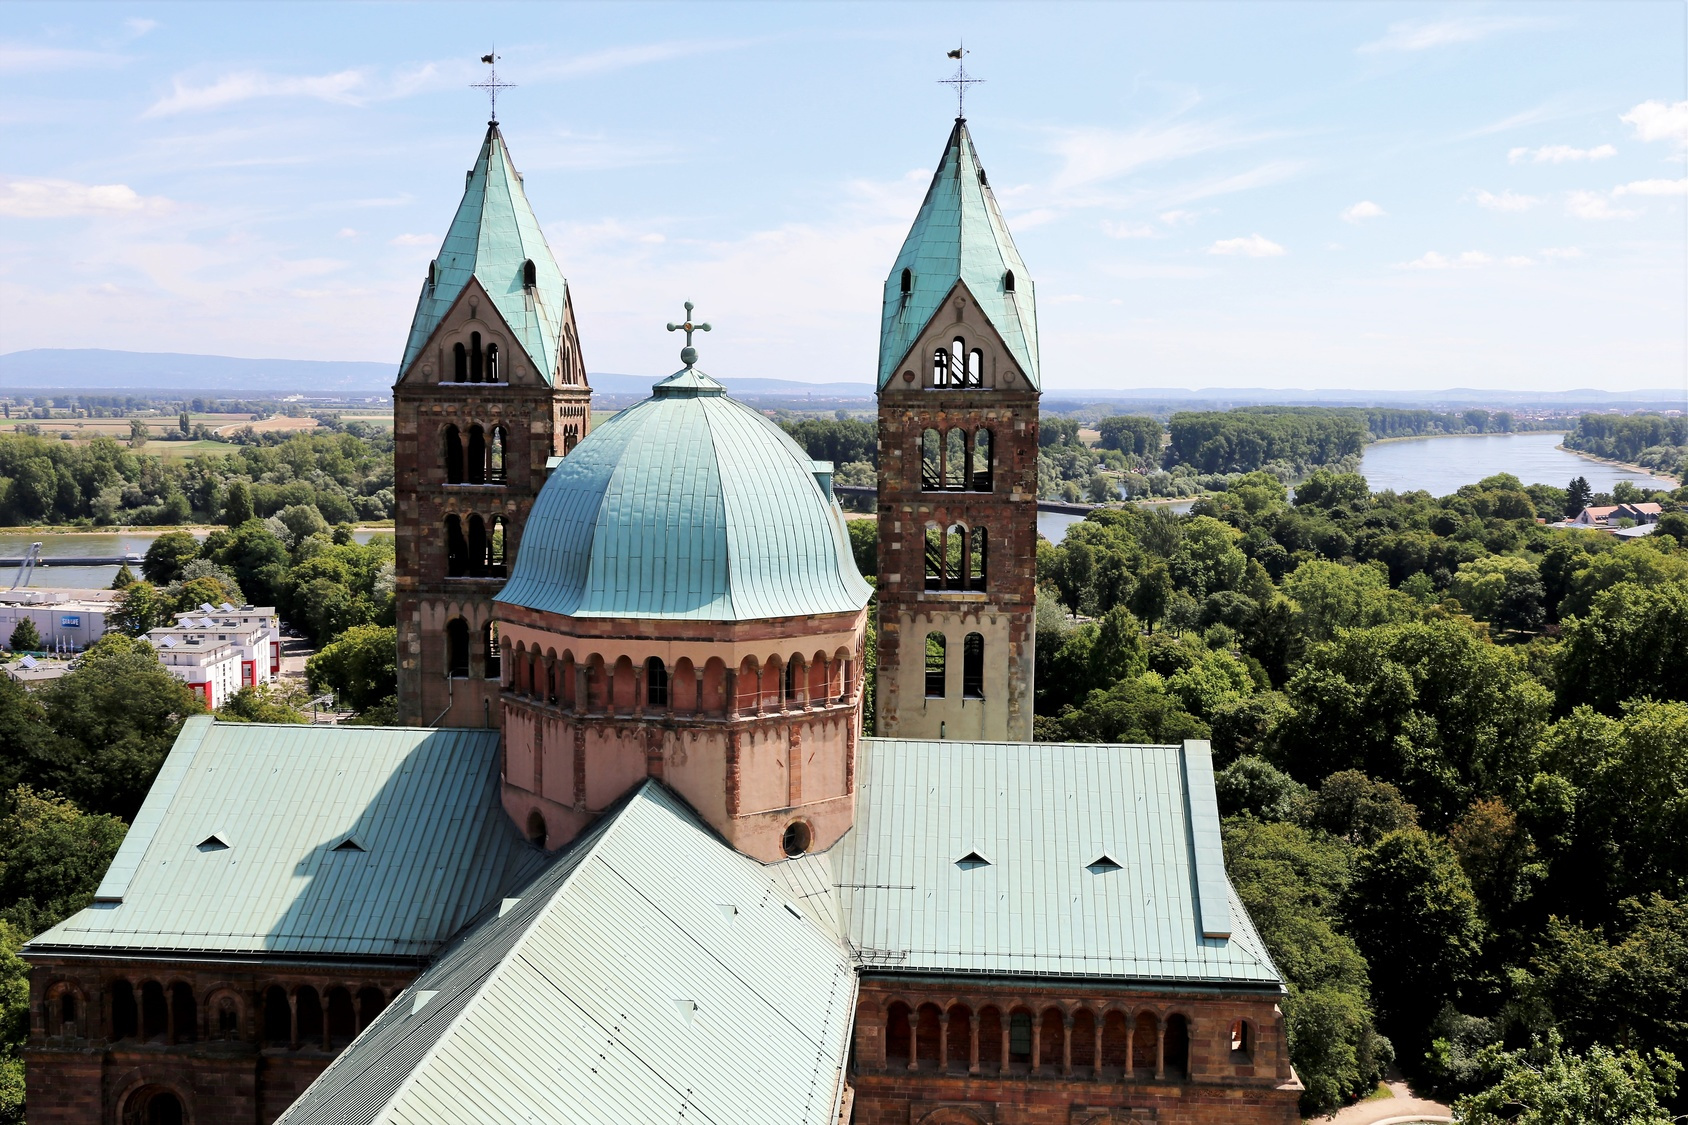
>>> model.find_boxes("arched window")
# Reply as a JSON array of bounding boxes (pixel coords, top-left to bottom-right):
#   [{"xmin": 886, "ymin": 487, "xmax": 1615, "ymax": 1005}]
[
  {"xmin": 645, "ymin": 657, "xmax": 668, "ymax": 708},
  {"xmin": 1165, "ymin": 1014, "xmax": 1190, "ymax": 1078},
  {"xmin": 467, "ymin": 515, "xmax": 487, "ymax": 576},
  {"xmin": 967, "ymin": 348, "xmax": 984, "ymax": 387},
  {"xmin": 924, "ymin": 527, "xmax": 945, "ymax": 590},
  {"xmin": 920, "ymin": 429, "xmax": 942, "ymax": 490},
  {"xmin": 1039, "ymin": 1007, "xmax": 1064, "ymax": 1071},
  {"xmin": 326, "ymin": 987, "xmax": 356, "ymax": 1047},
  {"xmin": 925, "ymin": 632, "xmax": 946, "ymax": 697},
  {"xmin": 470, "ymin": 331, "xmax": 484, "ymax": 383},
  {"xmin": 526, "ymin": 810, "xmax": 547, "ymax": 846},
  {"xmin": 784, "ymin": 657, "xmax": 800, "ymax": 704},
  {"xmin": 111, "ymin": 980, "xmax": 138, "ymax": 1040},
  {"xmin": 563, "ymin": 428, "xmax": 578, "ymax": 454},
  {"xmin": 886, "ymin": 1002, "xmax": 913, "ymax": 1066},
  {"xmin": 58, "ymin": 990, "xmax": 78, "ymax": 1034},
  {"xmin": 488, "ymin": 426, "xmax": 506, "ymax": 483},
  {"xmin": 915, "ymin": 1003, "xmax": 943, "ymax": 1068},
  {"xmin": 466, "ymin": 426, "xmax": 486, "ymax": 485},
  {"xmin": 963, "ymin": 633, "xmax": 985, "ymax": 698},
  {"xmin": 171, "ymin": 982, "xmax": 197, "ymax": 1043},
  {"xmin": 357, "ymin": 988, "xmax": 387, "ymax": 1029},
  {"xmin": 296, "ymin": 986, "xmax": 323, "ymax": 1046},
  {"xmin": 445, "ymin": 515, "xmax": 468, "ymax": 577},
  {"xmin": 214, "ymin": 995, "xmax": 238, "ymax": 1039},
  {"xmin": 446, "ymin": 618, "xmax": 469, "ymax": 678},
  {"xmin": 1230, "ymin": 1018, "xmax": 1252, "ymax": 1061},
  {"xmin": 1072, "ymin": 1008, "xmax": 1098, "ymax": 1071},
  {"xmin": 951, "ymin": 338, "xmax": 966, "ymax": 384},
  {"xmin": 945, "ymin": 430, "xmax": 966, "ymax": 488},
  {"xmin": 1132, "ymin": 1012, "xmax": 1159, "ymax": 1075},
  {"xmin": 969, "ymin": 527, "xmax": 987, "ymax": 590},
  {"xmin": 123, "ymin": 1086, "xmax": 185, "ymax": 1125},
  {"xmin": 977, "ymin": 1006, "xmax": 1004, "ymax": 1071},
  {"xmin": 947, "ymin": 1004, "xmax": 972, "ymax": 1073},
  {"xmin": 453, "ymin": 342, "xmax": 467, "ymax": 383},
  {"xmin": 486, "ymin": 515, "xmax": 505, "ymax": 575},
  {"xmin": 262, "ymin": 986, "xmax": 290, "ymax": 1045},
  {"xmin": 428, "ymin": 260, "xmax": 437, "ymax": 289},
  {"xmin": 1003, "ymin": 269, "xmax": 1015, "ymax": 293},
  {"xmin": 1008, "ymin": 1009, "xmax": 1034, "ymax": 1066},
  {"xmin": 900, "ymin": 267, "xmax": 912, "ymax": 295},
  {"xmin": 931, "ymin": 347, "xmax": 949, "ymax": 387},
  {"xmin": 443, "ymin": 424, "xmax": 464, "ymax": 484},
  {"xmin": 945, "ymin": 523, "xmax": 966, "ymax": 587},
  {"xmin": 972, "ymin": 428, "xmax": 993, "ymax": 492},
  {"xmin": 485, "ymin": 343, "xmax": 499, "ymax": 381},
  {"xmin": 523, "ymin": 258, "xmax": 537, "ymax": 289},
  {"xmin": 482, "ymin": 622, "xmax": 500, "ymax": 680},
  {"xmin": 141, "ymin": 981, "xmax": 168, "ymax": 1042}
]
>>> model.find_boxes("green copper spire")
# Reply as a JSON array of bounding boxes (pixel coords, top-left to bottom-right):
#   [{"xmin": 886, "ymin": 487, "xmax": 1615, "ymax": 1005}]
[
  {"xmin": 877, "ymin": 119, "xmax": 1040, "ymax": 390},
  {"xmin": 399, "ymin": 124, "xmax": 572, "ymax": 384}
]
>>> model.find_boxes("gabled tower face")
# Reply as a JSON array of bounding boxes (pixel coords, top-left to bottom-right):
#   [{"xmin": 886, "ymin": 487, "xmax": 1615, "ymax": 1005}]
[
  {"xmin": 875, "ymin": 119, "xmax": 1040, "ymax": 742},
  {"xmin": 394, "ymin": 123, "xmax": 591, "ymax": 728}
]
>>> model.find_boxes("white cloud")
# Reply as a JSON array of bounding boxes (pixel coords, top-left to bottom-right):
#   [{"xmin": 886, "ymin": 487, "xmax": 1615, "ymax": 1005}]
[
  {"xmin": 1402, "ymin": 250, "xmax": 1497, "ymax": 270},
  {"xmin": 1507, "ymin": 144, "xmax": 1616, "ymax": 164},
  {"xmin": 1158, "ymin": 209, "xmax": 1200, "ymax": 226},
  {"xmin": 336, "ymin": 228, "xmax": 358, "ymax": 239},
  {"xmin": 1565, "ymin": 190, "xmax": 1638, "ymax": 220},
  {"xmin": 145, "ymin": 68, "xmax": 369, "ymax": 117},
  {"xmin": 1503, "ymin": 256, "xmax": 1535, "ymax": 267},
  {"xmin": 124, "ymin": 19, "xmax": 159, "ymax": 37},
  {"xmin": 540, "ymin": 38, "xmax": 759, "ymax": 81},
  {"xmin": 1540, "ymin": 247, "xmax": 1584, "ymax": 260},
  {"xmin": 1473, "ymin": 189, "xmax": 1541, "ymax": 212},
  {"xmin": 1342, "ymin": 200, "xmax": 1386, "ymax": 222},
  {"xmin": 1621, "ymin": 100, "xmax": 1688, "ymax": 145},
  {"xmin": 1359, "ymin": 17, "xmax": 1538, "ymax": 53},
  {"xmin": 1208, "ymin": 234, "xmax": 1286, "ymax": 257},
  {"xmin": 1613, "ymin": 178, "xmax": 1688, "ymax": 196},
  {"xmin": 0, "ymin": 177, "xmax": 170, "ymax": 218},
  {"xmin": 389, "ymin": 233, "xmax": 434, "ymax": 246},
  {"xmin": 1102, "ymin": 220, "xmax": 1160, "ymax": 239}
]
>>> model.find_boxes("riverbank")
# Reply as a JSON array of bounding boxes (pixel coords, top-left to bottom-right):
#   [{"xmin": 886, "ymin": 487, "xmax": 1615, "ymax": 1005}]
[
  {"xmin": 1553, "ymin": 442, "xmax": 1682, "ymax": 489},
  {"xmin": 1366, "ymin": 428, "xmax": 1564, "ymax": 447},
  {"xmin": 0, "ymin": 522, "xmax": 396, "ymax": 536}
]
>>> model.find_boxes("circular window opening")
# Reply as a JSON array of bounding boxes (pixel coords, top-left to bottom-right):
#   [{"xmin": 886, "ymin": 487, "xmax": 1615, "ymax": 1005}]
[
  {"xmin": 781, "ymin": 820, "xmax": 813, "ymax": 857},
  {"xmin": 123, "ymin": 1085, "xmax": 185, "ymax": 1125}
]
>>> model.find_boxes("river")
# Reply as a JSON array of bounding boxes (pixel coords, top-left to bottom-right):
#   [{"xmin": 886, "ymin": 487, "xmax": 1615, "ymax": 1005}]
[{"xmin": 0, "ymin": 528, "xmax": 387, "ymax": 591}]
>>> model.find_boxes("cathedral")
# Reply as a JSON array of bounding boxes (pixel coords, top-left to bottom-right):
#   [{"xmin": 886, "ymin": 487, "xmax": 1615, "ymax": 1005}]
[{"xmin": 22, "ymin": 111, "xmax": 1303, "ymax": 1125}]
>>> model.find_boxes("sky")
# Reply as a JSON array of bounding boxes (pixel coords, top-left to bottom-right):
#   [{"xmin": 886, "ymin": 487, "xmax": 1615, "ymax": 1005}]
[{"xmin": 0, "ymin": 1, "xmax": 1684, "ymax": 394}]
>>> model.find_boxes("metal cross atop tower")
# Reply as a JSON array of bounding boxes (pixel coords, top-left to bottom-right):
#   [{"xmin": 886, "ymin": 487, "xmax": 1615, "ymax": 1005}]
[
  {"xmin": 939, "ymin": 43, "xmax": 983, "ymax": 120},
  {"xmin": 666, "ymin": 301, "xmax": 711, "ymax": 368},
  {"xmin": 471, "ymin": 50, "xmax": 515, "ymax": 124}
]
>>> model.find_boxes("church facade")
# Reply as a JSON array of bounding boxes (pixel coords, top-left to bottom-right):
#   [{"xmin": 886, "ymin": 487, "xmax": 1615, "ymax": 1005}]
[{"xmin": 23, "ymin": 116, "xmax": 1302, "ymax": 1125}]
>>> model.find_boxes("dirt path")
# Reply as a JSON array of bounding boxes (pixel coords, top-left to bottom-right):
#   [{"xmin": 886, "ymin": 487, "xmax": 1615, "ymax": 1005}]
[{"xmin": 1313, "ymin": 1081, "xmax": 1453, "ymax": 1124}]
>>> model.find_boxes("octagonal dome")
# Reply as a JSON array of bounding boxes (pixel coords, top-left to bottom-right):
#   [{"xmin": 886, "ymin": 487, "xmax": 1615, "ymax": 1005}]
[{"xmin": 496, "ymin": 368, "xmax": 872, "ymax": 622}]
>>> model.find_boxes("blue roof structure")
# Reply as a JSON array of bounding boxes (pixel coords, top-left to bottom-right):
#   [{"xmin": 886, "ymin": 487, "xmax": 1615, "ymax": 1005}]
[
  {"xmin": 878, "ymin": 119, "xmax": 1041, "ymax": 390},
  {"xmin": 29, "ymin": 718, "xmax": 543, "ymax": 960},
  {"xmin": 496, "ymin": 367, "xmax": 872, "ymax": 622},
  {"xmin": 398, "ymin": 125, "xmax": 572, "ymax": 384}
]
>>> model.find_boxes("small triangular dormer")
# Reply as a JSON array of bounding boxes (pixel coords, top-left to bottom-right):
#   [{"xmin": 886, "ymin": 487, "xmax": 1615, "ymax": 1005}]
[
  {"xmin": 332, "ymin": 835, "xmax": 367, "ymax": 854},
  {"xmin": 1087, "ymin": 854, "xmax": 1123, "ymax": 874},
  {"xmin": 955, "ymin": 850, "xmax": 992, "ymax": 870},
  {"xmin": 196, "ymin": 833, "xmax": 231, "ymax": 853}
]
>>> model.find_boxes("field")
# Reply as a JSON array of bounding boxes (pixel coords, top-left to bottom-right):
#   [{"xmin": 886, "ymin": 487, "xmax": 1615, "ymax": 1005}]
[{"xmin": 0, "ymin": 408, "xmax": 393, "ymax": 453}]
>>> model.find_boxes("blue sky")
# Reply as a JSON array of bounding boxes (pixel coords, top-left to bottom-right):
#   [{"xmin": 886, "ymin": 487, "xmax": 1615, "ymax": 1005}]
[{"xmin": 1, "ymin": 1, "xmax": 1684, "ymax": 392}]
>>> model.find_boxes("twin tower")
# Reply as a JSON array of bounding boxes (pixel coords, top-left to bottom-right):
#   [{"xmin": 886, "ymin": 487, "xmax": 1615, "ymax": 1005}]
[{"xmin": 394, "ymin": 117, "xmax": 1040, "ymax": 743}]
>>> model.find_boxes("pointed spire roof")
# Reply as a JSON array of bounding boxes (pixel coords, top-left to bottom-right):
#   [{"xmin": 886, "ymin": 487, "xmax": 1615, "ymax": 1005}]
[
  {"xmin": 878, "ymin": 119, "xmax": 1040, "ymax": 390},
  {"xmin": 399, "ymin": 125, "xmax": 572, "ymax": 383}
]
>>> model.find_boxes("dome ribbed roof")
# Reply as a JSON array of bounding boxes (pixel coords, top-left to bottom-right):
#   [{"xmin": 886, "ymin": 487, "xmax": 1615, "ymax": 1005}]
[{"xmin": 496, "ymin": 371, "xmax": 872, "ymax": 622}]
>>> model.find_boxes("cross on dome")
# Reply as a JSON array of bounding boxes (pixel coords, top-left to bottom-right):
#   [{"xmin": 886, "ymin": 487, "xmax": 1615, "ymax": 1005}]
[{"xmin": 666, "ymin": 300, "xmax": 712, "ymax": 368}]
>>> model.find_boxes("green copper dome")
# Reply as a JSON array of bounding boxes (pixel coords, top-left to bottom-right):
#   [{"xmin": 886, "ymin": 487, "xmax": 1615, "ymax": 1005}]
[{"xmin": 496, "ymin": 370, "xmax": 872, "ymax": 622}]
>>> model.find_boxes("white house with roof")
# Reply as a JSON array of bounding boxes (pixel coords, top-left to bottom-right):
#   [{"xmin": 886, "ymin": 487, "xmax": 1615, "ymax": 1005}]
[
  {"xmin": 168, "ymin": 602, "xmax": 280, "ymax": 687},
  {"xmin": 146, "ymin": 628, "xmax": 243, "ymax": 708},
  {"xmin": 1568, "ymin": 501, "xmax": 1663, "ymax": 529}
]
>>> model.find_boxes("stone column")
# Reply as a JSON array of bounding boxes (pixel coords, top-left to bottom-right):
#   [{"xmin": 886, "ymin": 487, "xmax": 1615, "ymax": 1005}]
[
  {"xmin": 939, "ymin": 1008, "xmax": 951, "ymax": 1071},
  {"xmin": 1000, "ymin": 1019, "xmax": 1011, "ymax": 1074},
  {"xmin": 165, "ymin": 987, "xmax": 176, "ymax": 1045},
  {"xmin": 969, "ymin": 1011, "xmax": 980, "ymax": 1074},
  {"xmin": 1062, "ymin": 1014, "xmax": 1074, "ymax": 1077},
  {"xmin": 1125, "ymin": 1024, "xmax": 1135, "ymax": 1081},
  {"xmin": 1030, "ymin": 1017, "xmax": 1042, "ymax": 1075},
  {"xmin": 1093, "ymin": 1017, "xmax": 1105, "ymax": 1079},
  {"xmin": 288, "ymin": 991, "xmax": 300, "ymax": 1051},
  {"xmin": 1156, "ymin": 1020, "xmax": 1166, "ymax": 1080}
]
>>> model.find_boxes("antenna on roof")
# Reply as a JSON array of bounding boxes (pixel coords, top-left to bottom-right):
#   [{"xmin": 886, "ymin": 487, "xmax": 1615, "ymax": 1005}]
[
  {"xmin": 472, "ymin": 48, "xmax": 515, "ymax": 125},
  {"xmin": 939, "ymin": 42, "xmax": 983, "ymax": 121}
]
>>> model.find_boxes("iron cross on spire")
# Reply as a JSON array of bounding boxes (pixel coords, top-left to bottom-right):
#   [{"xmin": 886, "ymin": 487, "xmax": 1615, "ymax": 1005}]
[
  {"xmin": 666, "ymin": 301, "xmax": 711, "ymax": 369},
  {"xmin": 939, "ymin": 43, "xmax": 983, "ymax": 120},
  {"xmin": 471, "ymin": 49, "xmax": 515, "ymax": 124}
]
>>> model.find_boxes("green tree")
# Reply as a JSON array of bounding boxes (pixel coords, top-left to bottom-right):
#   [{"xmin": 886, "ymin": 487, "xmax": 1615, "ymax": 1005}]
[
  {"xmin": 1565, "ymin": 476, "xmax": 1593, "ymax": 517},
  {"xmin": 847, "ymin": 518, "xmax": 877, "ymax": 577},
  {"xmin": 1455, "ymin": 1033, "xmax": 1681, "ymax": 1125},
  {"xmin": 1345, "ymin": 828, "xmax": 1485, "ymax": 1056},
  {"xmin": 33, "ymin": 633, "xmax": 204, "ymax": 819},
  {"xmin": 275, "ymin": 502, "xmax": 330, "ymax": 547},
  {"xmin": 5, "ymin": 620, "xmax": 39, "ymax": 653},
  {"xmin": 0, "ymin": 923, "xmax": 27, "ymax": 1123},
  {"xmin": 1310, "ymin": 771, "xmax": 1419, "ymax": 846},
  {"xmin": 1295, "ymin": 470, "xmax": 1371, "ymax": 510},
  {"xmin": 109, "ymin": 579, "xmax": 164, "ymax": 635},
  {"xmin": 221, "ymin": 479, "xmax": 254, "ymax": 526},
  {"xmin": 1283, "ymin": 559, "xmax": 1413, "ymax": 643},
  {"xmin": 1558, "ymin": 581, "xmax": 1688, "ymax": 712},
  {"xmin": 306, "ymin": 623, "xmax": 397, "ymax": 712},
  {"xmin": 203, "ymin": 519, "xmax": 289, "ymax": 606},
  {"xmin": 1559, "ymin": 543, "xmax": 1688, "ymax": 619},
  {"xmin": 109, "ymin": 562, "xmax": 136, "ymax": 589},
  {"xmin": 215, "ymin": 685, "xmax": 307, "ymax": 724},
  {"xmin": 0, "ymin": 785, "xmax": 127, "ymax": 936},
  {"xmin": 140, "ymin": 529, "xmax": 200, "ymax": 585}
]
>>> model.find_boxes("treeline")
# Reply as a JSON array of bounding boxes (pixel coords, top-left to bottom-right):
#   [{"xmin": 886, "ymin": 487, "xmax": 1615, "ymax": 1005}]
[
  {"xmin": 0, "ymin": 430, "xmax": 395, "ymax": 527},
  {"xmin": 1023, "ymin": 469, "xmax": 1688, "ymax": 1117},
  {"xmin": 1565, "ymin": 413, "xmax": 1688, "ymax": 481},
  {"xmin": 778, "ymin": 418, "xmax": 877, "ymax": 468}
]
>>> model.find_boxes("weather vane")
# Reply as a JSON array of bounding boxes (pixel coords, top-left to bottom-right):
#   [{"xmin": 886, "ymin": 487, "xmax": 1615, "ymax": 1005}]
[
  {"xmin": 471, "ymin": 49, "xmax": 515, "ymax": 124},
  {"xmin": 939, "ymin": 43, "xmax": 983, "ymax": 120},
  {"xmin": 666, "ymin": 301, "xmax": 711, "ymax": 369}
]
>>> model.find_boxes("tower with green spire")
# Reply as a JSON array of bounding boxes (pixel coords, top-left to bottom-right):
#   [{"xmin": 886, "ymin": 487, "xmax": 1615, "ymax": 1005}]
[
  {"xmin": 393, "ymin": 122, "xmax": 592, "ymax": 727},
  {"xmin": 874, "ymin": 117, "xmax": 1041, "ymax": 743}
]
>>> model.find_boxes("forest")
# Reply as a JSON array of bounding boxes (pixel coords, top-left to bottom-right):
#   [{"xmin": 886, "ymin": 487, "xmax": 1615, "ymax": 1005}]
[{"xmin": 1564, "ymin": 412, "xmax": 1688, "ymax": 481}]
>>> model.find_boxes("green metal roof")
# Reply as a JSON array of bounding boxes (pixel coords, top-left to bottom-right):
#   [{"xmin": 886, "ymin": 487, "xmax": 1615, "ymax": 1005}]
[
  {"xmin": 279, "ymin": 782, "xmax": 855, "ymax": 1125},
  {"xmin": 878, "ymin": 119, "xmax": 1041, "ymax": 390},
  {"xmin": 495, "ymin": 369, "xmax": 872, "ymax": 622},
  {"xmin": 28, "ymin": 718, "xmax": 542, "ymax": 960},
  {"xmin": 835, "ymin": 738, "xmax": 1281, "ymax": 987},
  {"xmin": 398, "ymin": 124, "xmax": 572, "ymax": 384}
]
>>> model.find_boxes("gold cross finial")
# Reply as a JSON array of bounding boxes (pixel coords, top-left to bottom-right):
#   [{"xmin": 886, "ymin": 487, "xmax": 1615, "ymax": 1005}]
[{"xmin": 665, "ymin": 301, "xmax": 712, "ymax": 368}]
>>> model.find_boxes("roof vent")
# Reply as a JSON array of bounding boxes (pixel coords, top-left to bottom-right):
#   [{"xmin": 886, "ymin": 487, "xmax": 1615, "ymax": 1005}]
[
  {"xmin": 956, "ymin": 851, "xmax": 991, "ymax": 870},
  {"xmin": 1004, "ymin": 269, "xmax": 1016, "ymax": 294},
  {"xmin": 332, "ymin": 836, "xmax": 367, "ymax": 854},
  {"xmin": 499, "ymin": 897, "xmax": 520, "ymax": 918},
  {"xmin": 673, "ymin": 999, "xmax": 699, "ymax": 1026},
  {"xmin": 411, "ymin": 990, "xmax": 438, "ymax": 1015},
  {"xmin": 197, "ymin": 833, "xmax": 230, "ymax": 852},
  {"xmin": 1087, "ymin": 855, "xmax": 1123, "ymax": 874}
]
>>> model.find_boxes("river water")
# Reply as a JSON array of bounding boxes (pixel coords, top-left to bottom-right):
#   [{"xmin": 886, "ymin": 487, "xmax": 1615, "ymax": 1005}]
[{"xmin": 0, "ymin": 528, "xmax": 386, "ymax": 590}]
